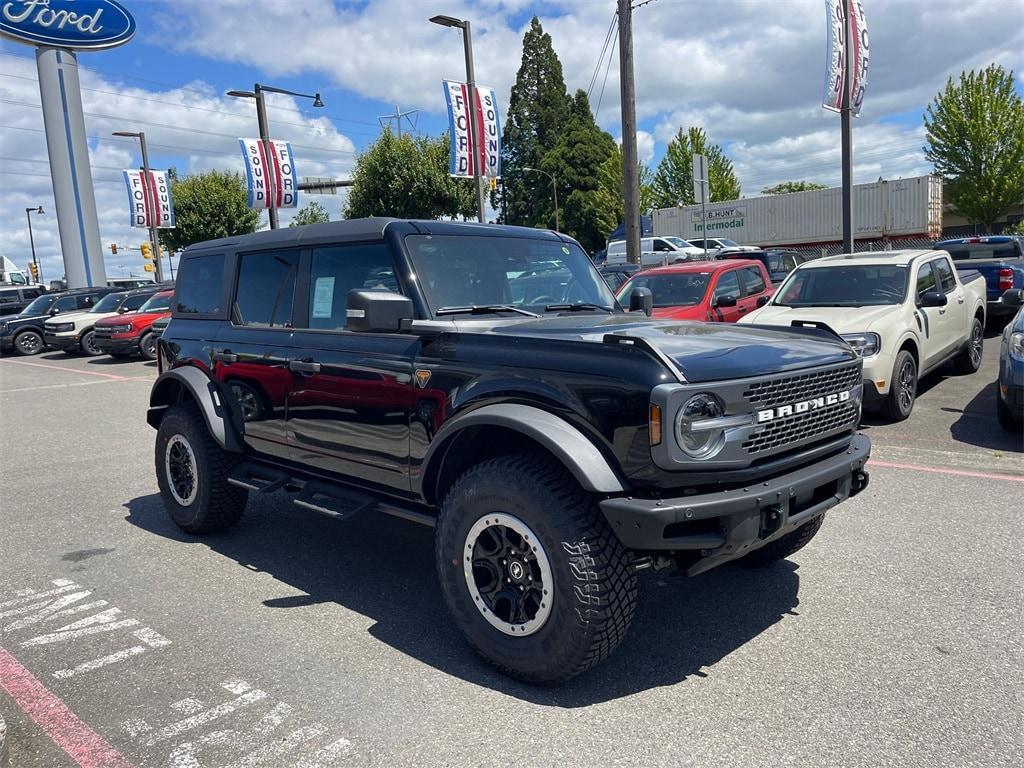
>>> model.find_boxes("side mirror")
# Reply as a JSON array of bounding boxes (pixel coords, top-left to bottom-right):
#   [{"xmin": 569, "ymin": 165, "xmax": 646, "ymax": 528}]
[
  {"xmin": 715, "ymin": 294, "xmax": 738, "ymax": 308},
  {"xmin": 49, "ymin": 307, "xmax": 60, "ymax": 315},
  {"xmin": 756, "ymin": 295, "xmax": 770, "ymax": 308},
  {"xmin": 919, "ymin": 290, "xmax": 947, "ymax": 308},
  {"xmin": 629, "ymin": 287, "xmax": 653, "ymax": 316},
  {"xmin": 1001, "ymin": 287, "xmax": 1024, "ymax": 307},
  {"xmin": 346, "ymin": 289, "xmax": 414, "ymax": 333}
]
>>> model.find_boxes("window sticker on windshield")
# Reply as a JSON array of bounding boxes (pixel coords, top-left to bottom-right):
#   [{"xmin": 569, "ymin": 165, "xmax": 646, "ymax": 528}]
[
  {"xmin": 312, "ymin": 276, "xmax": 335, "ymax": 318},
  {"xmin": 561, "ymin": 246, "xmax": 570, "ymax": 255}
]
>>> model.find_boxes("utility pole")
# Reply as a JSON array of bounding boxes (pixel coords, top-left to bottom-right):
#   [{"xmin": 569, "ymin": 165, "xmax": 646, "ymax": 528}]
[
  {"xmin": 617, "ymin": 0, "xmax": 641, "ymax": 265},
  {"xmin": 378, "ymin": 105, "xmax": 419, "ymax": 137},
  {"xmin": 840, "ymin": 2, "xmax": 854, "ymax": 253}
]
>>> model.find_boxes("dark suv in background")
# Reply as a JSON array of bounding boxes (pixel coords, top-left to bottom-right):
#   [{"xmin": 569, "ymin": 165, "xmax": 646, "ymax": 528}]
[
  {"xmin": 149, "ymin": 218, "xmax": 870, "ymax": 683},
  {"xmin": 0, "ymin": 287, "xmax": 116, "ymax": 356}
]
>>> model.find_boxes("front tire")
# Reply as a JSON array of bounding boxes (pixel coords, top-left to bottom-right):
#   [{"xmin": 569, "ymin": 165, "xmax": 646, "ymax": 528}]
[
  {"xmin": 435, "ymin": 453, "xmax": 637, "ymax": 684},
  {"xmin": 79, "ymin": 329, "xmax": 102, "ymax": 356},
  {"xmin": 953, "ymin": 317, "xmax": 984, "ymax": 374},
  {"xmin": 13, "ymin": 330, "xmax": 44, "ymax": 356},
  {"xmin": 155, "ymin": 404, "xmax": 247, "ymax": 533},
  {"xmin": 883, "ymin": 350, "xmax": 917, "ymax": 421},
  {"xmin": 139, "ymin": 331, "xmax": 157, "ymax": 360},
  {"xmin": 740, "ymin": 514, "xmax": 825, "ymax": 567}
]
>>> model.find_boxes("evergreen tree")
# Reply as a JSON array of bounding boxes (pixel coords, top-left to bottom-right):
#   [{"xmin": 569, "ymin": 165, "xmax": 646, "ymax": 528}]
[
  {"xmin": 652, "ymin": 127, "xmax": 741, "ymax": 208},
  {"xmin": 496, "ymin": 16, "xmax": 571, "ymax": 225}
]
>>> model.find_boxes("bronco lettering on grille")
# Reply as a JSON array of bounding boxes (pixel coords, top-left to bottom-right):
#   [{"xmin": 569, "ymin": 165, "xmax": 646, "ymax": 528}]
[{"xmin": 756, "ymin": 390, "xmax": 851, "ymax": 423}]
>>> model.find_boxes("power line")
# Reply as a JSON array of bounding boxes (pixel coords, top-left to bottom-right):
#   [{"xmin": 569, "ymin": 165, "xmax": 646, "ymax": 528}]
[
  {"xmin": 594, "ymin": 30, "xmax": 618, "ymax": 120},
  {"xmin": 587, "ymin": 12, "xmax": 618, "ymax": 101}
]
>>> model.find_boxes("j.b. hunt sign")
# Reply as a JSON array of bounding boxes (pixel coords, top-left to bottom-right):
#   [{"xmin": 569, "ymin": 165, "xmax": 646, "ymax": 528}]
[
  {"xmin": 239, "ymin": 138, "xmax": 298, "ymax": 210},
  {"xmin": 443, "ymin": 80, "xmax": 501, "ymax": 179},
  {"xmin": 691, "ymin": 205, "xmax": 746, "ymax": 233},
  {"xmin": 122, "ymin": 169, "xmax": 174, "ymax": 228}
]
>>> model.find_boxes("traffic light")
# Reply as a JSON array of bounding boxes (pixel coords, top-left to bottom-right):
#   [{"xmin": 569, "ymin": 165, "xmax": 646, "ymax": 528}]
[
  {"xmin": 110, "ymin": 243, "xmax": 118, "ymax": 254},
  {"xmin": 141, "ymin": 242, "xmax": 152, "ymax": 260},
  {"xmin": 29, "ymin": 262, "xmax": 39, "ymax": 281},
  {"xmin": 143, "ymin": 264, "xmax": 155, "ymax": 273}
]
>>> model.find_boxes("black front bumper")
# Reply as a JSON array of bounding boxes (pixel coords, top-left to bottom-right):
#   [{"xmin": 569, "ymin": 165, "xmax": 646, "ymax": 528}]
[
  {"xmin": 44, "ymin": 334, "xmax": 79, "ymax": 352},
  {"xmin": 600, "ymin": 434, "xmax": 871, "ymax": 574},
  {"xmin": 93, "ymin": 336, "xmax": 139, "ymax": 354}
]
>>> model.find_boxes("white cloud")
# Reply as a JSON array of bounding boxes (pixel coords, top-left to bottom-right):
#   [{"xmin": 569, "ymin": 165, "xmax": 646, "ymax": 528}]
[{"xmin": 635, "ymin": 130, "xmax": 655, "ymax": 165}]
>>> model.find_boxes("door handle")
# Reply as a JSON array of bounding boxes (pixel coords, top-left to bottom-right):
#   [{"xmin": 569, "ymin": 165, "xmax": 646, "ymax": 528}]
[
  {"xmin": 957, "ymin": 296, "xmax": 965, "ymax": 304},
  {"xmin": 737, "ymin": 306, "xmax": 748, "ymax": 313},
  {"xmin": 289, "ymin": 360, "xmax": 322, "ymax": 374},
  {"xmin": 938, "ymin": 309, "xmax": 946, "ymax": 315},
  {"xmin": 212, "ymin": 350, "xmax": 237, "ymax": 363}
]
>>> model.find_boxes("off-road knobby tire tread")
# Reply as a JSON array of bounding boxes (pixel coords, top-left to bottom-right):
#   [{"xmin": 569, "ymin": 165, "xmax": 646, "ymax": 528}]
[
  {"xmin": 156, "ymin": 404, "xmax": 246, "ymax": 534},
  {"xmin": 437, "ymin": 452, "xmax": 637, "ymax": 684},
  {"xmin": 953, "ymin": 318, "xmax": 983, "ymax": 374},
  {"xmin": 740, "ymin": 514, "xmax": 825, "ymax": 567}
]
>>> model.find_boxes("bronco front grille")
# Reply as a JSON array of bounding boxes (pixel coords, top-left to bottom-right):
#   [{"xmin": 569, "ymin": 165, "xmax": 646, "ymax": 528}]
[{"xmin": 741, "ymin": 363, "xmax": 861, "ymax": 455}]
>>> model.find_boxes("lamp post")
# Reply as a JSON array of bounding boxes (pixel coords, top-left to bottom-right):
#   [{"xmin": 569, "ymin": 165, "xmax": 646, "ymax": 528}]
[
  {"xmin": 227, "ymin": 84, "xmax": 324, "ymax": 230},
  {"xmin": 523, "ymin": 168, "xmax": 559, "ymax": 232},
  {"xmin": 112, "ymin": 130, "xmax": 164, "ymax": 282},
  {"xmin": 430, "ymin": 13, "xmax": 486, "ymax": 223},
  {"xmin": 25, "ymin": 205, "xmax": 44, "ymax": 284}
]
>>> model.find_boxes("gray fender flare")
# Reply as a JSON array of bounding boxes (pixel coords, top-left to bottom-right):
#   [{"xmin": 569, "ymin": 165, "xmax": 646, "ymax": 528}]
[
  {"xmin": 424, "ymin": 403, "xmax": 625, "ymax": 495},
  {"xmin": 147, "ymin": 366, "xmax": 244, "ymax": 453}
]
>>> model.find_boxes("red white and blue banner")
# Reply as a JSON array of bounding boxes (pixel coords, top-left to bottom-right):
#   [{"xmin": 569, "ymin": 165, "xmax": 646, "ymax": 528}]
[
  {"xmin": 239, "ymin": 138, "xmax": 298, "ymax": 209},
  {"xmin": 122, "ymin": 169, "xmax": 174, "ymax": 228},
  {"xmin": 443, "ymin": 80, "xmax": 501, "ymax": 179},
  {"xmin": 823, "ymin": 0, "xmax": 869, "ymax": 116}
]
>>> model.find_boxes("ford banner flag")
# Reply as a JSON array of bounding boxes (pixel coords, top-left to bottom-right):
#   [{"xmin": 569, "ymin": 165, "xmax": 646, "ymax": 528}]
[
  {"xmin": 443, "ymin": 80, "xmax": 501, "ymax": 179},
  {"xmin": 239, "ymin": 138, "xmax": 298, "ymax": 209},
  {"xmin": 823, "ymin": 0, "xmax": 869, "ymax": 116},
  {"xmin": 123, "ymin": 169, "xmax": 174, "ymax": 228}
]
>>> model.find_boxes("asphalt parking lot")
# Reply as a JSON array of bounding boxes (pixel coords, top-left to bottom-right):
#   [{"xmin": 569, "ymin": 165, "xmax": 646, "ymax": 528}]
[{"xmin": 1, "ymin": 338, "xmax": 1021, "ymax": 768}]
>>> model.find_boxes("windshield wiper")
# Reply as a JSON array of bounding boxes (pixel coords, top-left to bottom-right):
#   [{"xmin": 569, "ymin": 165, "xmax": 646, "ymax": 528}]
[
  {"xmin": 543, "ymin": 303, "xmax": 613, "ymax": 313},
  {"xmin": 436, "ymin": 304, "xmax": 540, "ymax": 318}
]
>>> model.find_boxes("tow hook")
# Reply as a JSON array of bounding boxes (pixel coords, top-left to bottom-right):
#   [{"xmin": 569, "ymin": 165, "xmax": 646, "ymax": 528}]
[
  {"xmin": 850, "ymin": 469, "xmax": 870, "ymax": 496},
  {"xmin": 759, "ymin": 505, "xmax": 783, "ymax": 539}
]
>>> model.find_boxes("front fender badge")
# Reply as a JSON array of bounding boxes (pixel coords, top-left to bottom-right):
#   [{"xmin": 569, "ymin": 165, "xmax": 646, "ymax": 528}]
[{"xmin": 415, "ymin": 369, "xmax": 432, "ymax": 388}]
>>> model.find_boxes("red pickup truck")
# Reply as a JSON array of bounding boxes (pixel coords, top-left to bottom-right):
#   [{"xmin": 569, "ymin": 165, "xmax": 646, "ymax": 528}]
[
  {"xmin": 93, "ymin": 289, "xmax": 173, "ymax": 360},
  {"xmin": 615, "ymin": 259, "xmax": 774, "ymax": 322}
]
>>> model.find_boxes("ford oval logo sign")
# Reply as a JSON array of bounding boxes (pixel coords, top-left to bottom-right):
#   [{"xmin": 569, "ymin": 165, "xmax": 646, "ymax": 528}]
[{"xmin": 0, "ymin": 0, "xmax": 136, "ymax": 50}]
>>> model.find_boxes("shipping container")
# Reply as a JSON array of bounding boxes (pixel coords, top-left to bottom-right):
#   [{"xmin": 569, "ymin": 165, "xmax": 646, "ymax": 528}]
[{"xmin": 652, "ymin": 175, "xmax": 943, "ymax": 248}]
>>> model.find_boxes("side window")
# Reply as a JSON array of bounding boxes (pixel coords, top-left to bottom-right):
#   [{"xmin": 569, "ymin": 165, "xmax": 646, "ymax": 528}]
[
  {"xmin": 783, "ymin": 253, "xmax": 799, "ymax": 271},
  {"xmin": 306, "ymin": 243, "xmax": 398, "ymax": 331},
  {"xmin": 54, "ymin": 296, "xmax": 79, "ymax": 312},
  {"xmin": 933, "ymin": 258, "xmax": 957, "ymax": 293},
  {"xmin": 0, "ymin": 292, "xmax": 17, "ymax": 305},
  {"xmin": 23, "ymin": 288, "xmax": 42, "ymax": 299},
  {"xmin": 10, "ymin": 273, "xmax": 26, "ymax": 285},
  {"xmin": 916, "ymin": 262, "xmax": 937, "ymax": 297},
  {"xmin": 176, "ymin": 253, "xmax": 225, "ymax": 315},
  {"xmin": 233, "ymin": 250, "xmax": 299, "ymax": 328},
  {"xmin": 713, "ymin": 270, "xmax": 740, "ymax": 300},
  {"xmin": 123, "ymin": 294, "xmax": 150, "ymax": 311},
  {"xmin": 741, "ymin": 266, "xmax": 767, "ymax": 296},
  {"xmin": 77, "ymin": 294, "xmax": 97, "ymax": 309},
  {"xmin": 766, "ymin": 253, "xmax": 782, "ymax": 273},
  {"xmin": 653, "ymin": 239, "xmax": 672, "ymax": 252}
]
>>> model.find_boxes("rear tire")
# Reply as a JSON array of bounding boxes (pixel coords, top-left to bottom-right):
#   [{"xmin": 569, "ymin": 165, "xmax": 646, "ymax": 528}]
[
  {"xmin": 739, "ymin": 514, "xmax": 825, "ymax": 567},
  {"xmin": 155, "ymin": 404, "xmax": 247, "ymax": 534},
  {"xmin": 13, "ymin": 330, "xmax": 44, "ymax": 356},
  {"xmin": 882, "ymin": 350, "xmax": 916, "ymax": 421},
  {"xmin": 435, "ymin": 453, "xmax": 637, "ymax": 684},
  {"xmin": 953, "ymin": 317, "xmax": 984, "ymax": 374}
]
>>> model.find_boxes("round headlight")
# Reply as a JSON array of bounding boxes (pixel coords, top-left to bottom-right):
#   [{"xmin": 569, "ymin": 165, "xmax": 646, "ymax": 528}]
[{"xmin": 676, "ymin": 392, "xmax": 726, "ymax": 459}]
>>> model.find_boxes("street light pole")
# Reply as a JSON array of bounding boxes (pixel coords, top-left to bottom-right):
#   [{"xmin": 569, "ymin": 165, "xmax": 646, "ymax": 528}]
[
  {"xmin": 431, "ymin": 14, "xmax": 486, "ymax": 223},
  {"xmin": 524, "ymin": 168, "xmax": 558, "ymax": 231},
  {"xmin": 25, "ymin": 205, "xmax": 44, "ymax": 284},
  {"xmin": 112, "ymin": 130, "xmax": 164, "ymax": 282}
]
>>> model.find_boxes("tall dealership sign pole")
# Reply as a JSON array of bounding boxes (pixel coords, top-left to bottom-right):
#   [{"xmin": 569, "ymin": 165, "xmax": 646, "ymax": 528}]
[{"xmin": 1, "ymin": 1, "xmax": 137, "ymax": 287}]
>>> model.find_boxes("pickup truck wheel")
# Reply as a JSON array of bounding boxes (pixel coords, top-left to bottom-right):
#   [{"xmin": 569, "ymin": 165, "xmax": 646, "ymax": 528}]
[
  {"xmin": 739, "ymin": 514, "xmax": 825, "ymax": 567},
  {"xmin": 79, "ymin": 329, "xmax": 102, "ymax": 356},
  {"xmin": 13, "ymin": 330, "xmax": 43, "ymax": 356},
  {"xmin": 139, "ymin": 332, "xmax": 157, "ymax": 360},
  {"xmin": 155, "ymin": 404, "xmax": 247, "ymax": 534},
  {"xmin": 953, "ymin": 317, "xmax": 984, "ymax": 374},
  {"xmin": 882, "ymin": 350, "xmax": 916, "ymax": 421},
  {"xmin": 435, "ymin": 453, "xmax": 637, "ymax": 683}
]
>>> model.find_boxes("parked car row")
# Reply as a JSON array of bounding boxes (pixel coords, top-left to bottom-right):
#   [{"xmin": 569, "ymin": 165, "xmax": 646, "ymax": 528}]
[{"xmin": 0, "ymin": 283, "xmax": 173, "ymax": 360}]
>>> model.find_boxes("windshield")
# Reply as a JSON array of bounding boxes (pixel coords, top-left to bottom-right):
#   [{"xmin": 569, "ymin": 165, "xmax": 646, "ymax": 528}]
[
  {"xmin": 90, "ymin": 293, "xmax": 126, "ymax": 313},
  {"xmin": 716, "ymin": 239, "xmax": 739, "ymax": 248},
  {"xmin": 21, "ymin": 294, "xmax": 57, "ymax": 315},
  {"xmin": 665, "ymin": 237, "xmax": 692, "ymax": 249},
  {"xmin": 405, "ymin": 235, "xmax": 619, "ymax": 316},
  {"xmin": 617, "ymin": 272, "xmax": 712, "ymax": 308},
  {"xmin": 138, "ymin": 292, "xmax": 172, "ymax": 313},
  {"xmin": 774, "ymin": 265, "xmax": 908, "ymax": 307}
]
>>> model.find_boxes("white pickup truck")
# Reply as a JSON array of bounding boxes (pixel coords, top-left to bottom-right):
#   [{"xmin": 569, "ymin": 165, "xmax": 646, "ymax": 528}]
[{"xmin": 741, "ymin": 250, "xmax": 987, "ymax": 420}]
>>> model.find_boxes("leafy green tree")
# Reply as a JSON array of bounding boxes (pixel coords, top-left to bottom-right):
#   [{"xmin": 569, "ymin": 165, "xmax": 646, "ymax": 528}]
[
  {"xmin": 496, "ymin": 16, "xmax": 571, "ymax": 226},
  {"xmin": 924, "ymin": 65, "xmax": 1024, "ymax": 230},
  {"xmin": 581, "ymin": 147, "xmax": 656, "ymax": 246},
  {"xmin": 761, "ymin": 181, "xmax": 828, "ymax": 195},
  {"xmin": 159, "ymin": 169, "xmax": 260, "ymax": 252},
  {"xmin": 652, "ymin": 127, "xmax": 741, "ymax": 208},
  {"xmin": 1005, "ymin": 220, "xmax": 1024, "ymax": 235},
  {"xmin": 289, "ymin": 201, "xmax": 330, "ymax": 226},
  {"xmin": 343, "ymin": 130, "xmax": 475, "ymax": 220}
]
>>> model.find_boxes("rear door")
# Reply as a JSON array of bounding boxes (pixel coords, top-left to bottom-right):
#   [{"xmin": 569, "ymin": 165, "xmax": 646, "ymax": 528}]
[
  {"xmin": 738, "ymin": 264, "xmax": 771, "ymax": 318},
  {"xmin": 285, "ymin": 242, "xmax": 417, "ymax": 489},
  {"xmin": 709, "ymin": 268, "xmax": 742, "ymax": 322},
  {"xmin": 932, "ymin": 255, "xmax": 967, "ymax": 355}
]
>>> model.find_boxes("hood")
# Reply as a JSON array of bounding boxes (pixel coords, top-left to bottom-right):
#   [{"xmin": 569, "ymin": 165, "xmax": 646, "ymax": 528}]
[
  {"xmin": 44, "ymin": 310, "xmax": 94, "ymax": 324},
  {"xmin": 741, "ymin": 304, "xmax": 896, "ymax": 335},
  {"xmin": 477, "ymin": 313, "xmax": 857, "ymax": 383},
  {"xmin": 4, "ymin": 311, "xmax": 48, "ymax": 324}
]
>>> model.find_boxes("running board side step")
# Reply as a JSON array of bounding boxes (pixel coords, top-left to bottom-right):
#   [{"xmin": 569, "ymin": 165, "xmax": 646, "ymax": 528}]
[{"xmin": 227, "ymin": 463, "xmax": 435, "ymax": 527}]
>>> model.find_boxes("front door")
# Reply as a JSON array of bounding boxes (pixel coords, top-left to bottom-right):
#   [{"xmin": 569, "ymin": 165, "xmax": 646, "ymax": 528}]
[
  {"xmin": 913, "ymin": 260, "xmax": 947, "ymax": 369},
  {"xmin": 285, "ymin": 242, "xmax": 417, "ymax": 490},
  {"xmin": 709, "ymin": 269, "xmax": 742, "ymax": 322}
]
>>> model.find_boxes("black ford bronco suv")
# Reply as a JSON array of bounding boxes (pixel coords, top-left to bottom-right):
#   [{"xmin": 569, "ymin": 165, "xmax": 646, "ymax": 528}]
[{"xmin": 148, "ymin": 219, "xmax": 871, "ymax": 683}]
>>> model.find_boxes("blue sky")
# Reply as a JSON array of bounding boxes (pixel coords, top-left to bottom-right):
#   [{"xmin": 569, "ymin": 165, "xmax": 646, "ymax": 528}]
[{"xmin": 1, "ymin": 0, "xmax": 1021, "ymax": 282}]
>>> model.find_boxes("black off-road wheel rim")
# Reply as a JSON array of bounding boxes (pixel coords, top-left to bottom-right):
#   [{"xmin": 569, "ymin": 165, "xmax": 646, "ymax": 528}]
[
  {"xmin": 968, "ymin": 322, "xmax": 983, "ymax": 368},
  {"xmin": 898, "ymin": 358, "xmax": 916, "ymax": 413},
  {"xmin": 80, "ymin": 331, "xmax": 100, "ymax": 355},
  {"xmin": 165, "ymin": 434, "xmax": 198, "ymax": 506},
  {"xmin": 15, "ymin": 332, "xmax": 42, "ymax": 355},
  {"xmin": 463, "ymin": 513, "xmax": 553, "ymax": 637},
  {"xmin": 229, "ymin": 382, "xmax": 261, "ymax": 421},
  {"xmin": 141, "ymin": 333, "xmax": 156, "ymax": 359}
]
